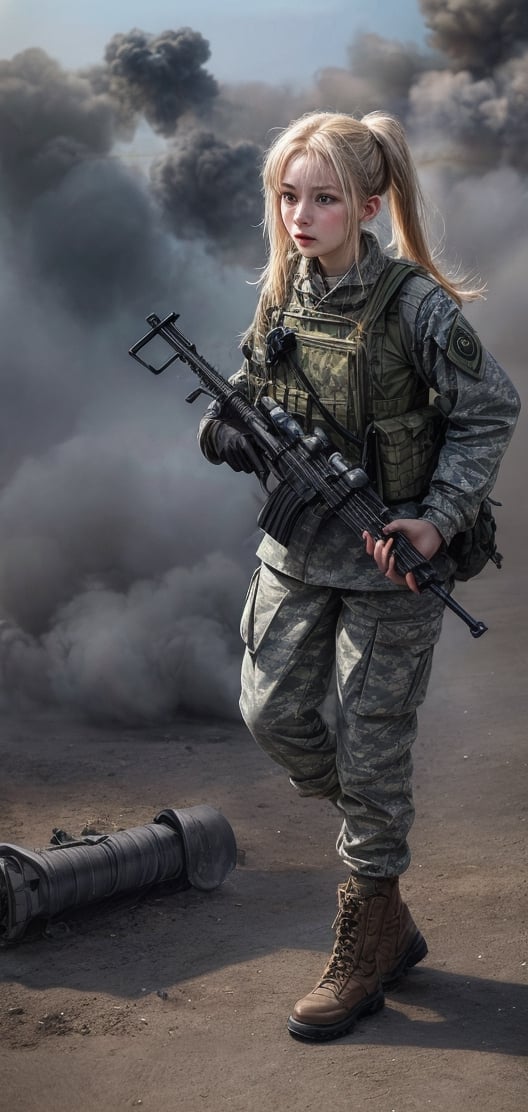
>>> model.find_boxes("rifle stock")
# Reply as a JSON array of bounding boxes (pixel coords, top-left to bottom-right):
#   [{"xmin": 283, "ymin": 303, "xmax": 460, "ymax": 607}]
[{"xmin": 129, "ymin": 312, "xmax": 488, "ymax": 638}]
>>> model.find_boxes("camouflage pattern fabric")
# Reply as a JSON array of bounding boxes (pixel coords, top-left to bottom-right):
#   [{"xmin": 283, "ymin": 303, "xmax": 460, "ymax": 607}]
[
  {"xmin": 199, "ymin": 232, "xmax": 520, "ymax": 877},
  {"xmin": 199, "ymin": 232, "xmax": 520, "ymax": 589},
  {"xmin": 240, "ymin": 562, "xmax": 446, "ymax": 876}
]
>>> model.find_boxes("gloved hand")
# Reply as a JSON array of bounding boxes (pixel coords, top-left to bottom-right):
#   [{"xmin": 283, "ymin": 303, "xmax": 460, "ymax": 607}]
[{"xmin": 211, "ymin": 422, "xmax": 264, "ymax": 474}]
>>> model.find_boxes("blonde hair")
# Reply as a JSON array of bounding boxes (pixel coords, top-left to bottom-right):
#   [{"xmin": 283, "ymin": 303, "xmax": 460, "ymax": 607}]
[{"xmin": 246, "ymin": 110, "xmax": 484, "ymax": 347}]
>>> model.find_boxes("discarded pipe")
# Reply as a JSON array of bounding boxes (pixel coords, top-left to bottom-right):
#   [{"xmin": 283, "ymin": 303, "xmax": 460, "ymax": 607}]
[{"xmin": 0, "ymin": 804, "xmax": 237, "ymax": 945}]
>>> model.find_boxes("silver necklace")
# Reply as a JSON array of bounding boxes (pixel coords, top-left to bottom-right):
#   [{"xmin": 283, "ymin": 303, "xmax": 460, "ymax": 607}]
[{"xmin": 313, "ymin": 262, "xmax": 358, "ymax": 309}]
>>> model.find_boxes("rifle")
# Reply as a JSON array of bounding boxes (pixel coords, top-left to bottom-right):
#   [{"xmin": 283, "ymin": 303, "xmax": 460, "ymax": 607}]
[{"xmin": 129, "ymin": 312, "xmax": 487, "ymax": 639}]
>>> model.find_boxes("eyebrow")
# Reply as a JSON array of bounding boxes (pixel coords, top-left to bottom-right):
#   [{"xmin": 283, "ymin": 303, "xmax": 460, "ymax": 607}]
[{"xmin": 280, "ymin": 181, "xmax": 339, "ymax": 191}]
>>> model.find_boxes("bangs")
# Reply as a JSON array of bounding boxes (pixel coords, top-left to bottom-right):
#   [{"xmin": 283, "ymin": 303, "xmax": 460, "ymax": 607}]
[{"xmin": 266, "ymin": 140, "xmax": 339, "ymax": 194}]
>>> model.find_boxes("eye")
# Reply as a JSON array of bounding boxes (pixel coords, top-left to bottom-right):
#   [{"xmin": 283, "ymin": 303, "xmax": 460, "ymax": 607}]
[
  {"xmin": 281, "ymin": 191, "xmax": 297, "ymax": 204},
  {"xmin": 316, "ymin": 193, "xmax": 336, "ymax": 204}
]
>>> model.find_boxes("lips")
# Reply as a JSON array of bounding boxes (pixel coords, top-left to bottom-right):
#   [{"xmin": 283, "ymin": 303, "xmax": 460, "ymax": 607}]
[{"xmin": 295, "ymin": 234, "xmax": 315, "ymax": 245}]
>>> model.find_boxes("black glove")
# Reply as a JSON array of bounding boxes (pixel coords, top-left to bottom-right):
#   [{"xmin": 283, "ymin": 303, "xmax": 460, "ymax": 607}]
[{"xmin": 211, "ymin": 422, "xmax": 264, "ymax": 474}]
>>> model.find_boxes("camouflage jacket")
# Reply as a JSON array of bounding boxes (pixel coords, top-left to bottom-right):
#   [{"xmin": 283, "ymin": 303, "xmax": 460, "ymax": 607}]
[{"xmin": 199, "ymin": 233, "xmax": 521, "ymax": 590}]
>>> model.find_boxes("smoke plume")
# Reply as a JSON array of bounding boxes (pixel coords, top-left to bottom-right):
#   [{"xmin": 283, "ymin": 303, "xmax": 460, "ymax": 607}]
[
  {"xmin": 0, "ymin": 48, "xmax": 114, "ymax": 209},
  {"xmin": 150, "ymin": 129, "xmax": 263, "ymax": 263},
  {"xmin": 0, "ymin": 0, "xmax": 525, "ymax": 723},
  {"xmin": 96, "ymin": 27, "xmax": 218, "ymax": 136},
  {"xmin": 420, "ymin": 0, "xmax": 528, "ymax": 70}
]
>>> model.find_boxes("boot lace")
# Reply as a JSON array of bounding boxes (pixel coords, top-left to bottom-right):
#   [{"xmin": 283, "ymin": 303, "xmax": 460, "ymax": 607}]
[{"xmin": 319, "ymin": 894, "xmax": 362, "ymax": 989}]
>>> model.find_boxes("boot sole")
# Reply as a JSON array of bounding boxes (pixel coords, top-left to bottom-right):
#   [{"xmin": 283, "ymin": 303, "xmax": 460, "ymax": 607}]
[
  {"xmin": 287, "ymin": 988, "xmax": 385, "ymax": 1042},
  {"xmin": 381, "ymin": 930, "xmax": 428, "ymax": 990}
]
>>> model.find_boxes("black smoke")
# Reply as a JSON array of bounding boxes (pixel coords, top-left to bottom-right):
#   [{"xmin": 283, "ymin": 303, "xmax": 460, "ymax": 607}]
[
  {"xmin": 96, "ymin": 27, "xmax": 218, "ymax": 136},
  {"xmin": 151, "ymin": 130, "xmax": 263, "ymax": 263}
]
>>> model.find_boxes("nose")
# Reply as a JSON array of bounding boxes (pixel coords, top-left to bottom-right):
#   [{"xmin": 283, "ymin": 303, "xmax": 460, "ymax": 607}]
[{"xmin": 293, "ymin": 198, "xmax": 312, "ymax": 226}]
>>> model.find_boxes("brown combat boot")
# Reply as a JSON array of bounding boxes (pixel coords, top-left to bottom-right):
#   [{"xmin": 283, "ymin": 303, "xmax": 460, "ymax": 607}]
[
  {"xmin": 376, "ymin": 879, "xmax": 428, "ymax": 989},
  {"xmin": 287, "ymin": 876, "xmax": 388, "ymax": 1041}
]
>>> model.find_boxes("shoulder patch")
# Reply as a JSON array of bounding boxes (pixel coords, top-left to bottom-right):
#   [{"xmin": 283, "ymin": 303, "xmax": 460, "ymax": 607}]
[{"xmin": 446, "ymin": 314, "xmax": 483, "ymax": 378}]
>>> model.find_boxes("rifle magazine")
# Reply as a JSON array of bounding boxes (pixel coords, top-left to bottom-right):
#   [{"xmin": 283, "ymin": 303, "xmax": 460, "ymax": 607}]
[{"xmin": 257, "ymin": 481, "xmax": 314, "ymax": 547}]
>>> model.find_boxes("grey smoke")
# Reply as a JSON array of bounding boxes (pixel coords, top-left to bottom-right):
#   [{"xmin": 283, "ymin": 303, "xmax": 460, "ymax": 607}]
[
  {"xmin": 420, "ymin": 0, "xmax": 528, "ymax": 71},
  {"xmin": 0, "ymin": 284, "xmax": 258, "ymax": 722},
  {"xmin": 0, "ymin": 555, "xmax": 247, "ymax": 722},
  {"xmin": 0, "ymin": 30, "xmax": 258, "ymax": 721},
  {"xmin": 407, "ymin": 47, "xmax": 528, "ymax": 173},
  {"xmin": 0, "ymin": 48, "xmax": 115, "ymax": 210},
  {"xmin": 345, "ymin": 32, "xmax": 435, "ymax": 113},
  {"xmin": 405, "ymin": 0, "xmax": 528, "ymax": 175},
  {"xmin": 0, "ymin": 1, "xmax": 525, "ymax": 723},
  {"xmin": 26, "ymin": 157, "xmax": 175, "ymax": 319}
]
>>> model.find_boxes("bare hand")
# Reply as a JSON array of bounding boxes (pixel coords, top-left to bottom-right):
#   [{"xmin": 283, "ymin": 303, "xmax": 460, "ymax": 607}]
[{"xmin": 362, "ymin": 519, "xmax": 444, "ymax": 594}]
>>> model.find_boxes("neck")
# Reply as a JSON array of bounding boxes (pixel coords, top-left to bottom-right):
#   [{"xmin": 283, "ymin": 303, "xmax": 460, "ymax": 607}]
[{"xmin": 317, "ymin": 232, "xmax": 368, "ymax": 278}]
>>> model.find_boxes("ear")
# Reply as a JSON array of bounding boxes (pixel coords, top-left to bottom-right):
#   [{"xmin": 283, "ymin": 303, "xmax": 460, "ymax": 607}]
[{"xmin": 361, "ymin": 195, "xmax": 382, "ymax": 223}]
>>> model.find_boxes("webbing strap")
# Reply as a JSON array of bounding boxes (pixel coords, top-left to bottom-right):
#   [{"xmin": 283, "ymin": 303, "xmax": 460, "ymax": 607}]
[
  {"xmin": 282, "ymin": 350, "xmax": 363, "ymax": 448},
  {"xmin": 283, "ymin": 260, "xmax": 423, "ymax": 447},
  {"xmin": 358, "ymin": 260, "xmax": 424, "ymax": 332}
]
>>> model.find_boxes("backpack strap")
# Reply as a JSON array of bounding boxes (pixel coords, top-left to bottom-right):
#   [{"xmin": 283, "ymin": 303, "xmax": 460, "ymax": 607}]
[
  {"xmin": 358, "ymin": 259, "xmax": 425, "ymax": 333},
  {"xmin": 352, "ymin": 260, "xmax": 427, "ymax": 441}
]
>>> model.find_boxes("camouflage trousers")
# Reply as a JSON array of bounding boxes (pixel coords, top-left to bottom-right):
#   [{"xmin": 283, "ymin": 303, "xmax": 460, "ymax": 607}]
[{"xmin": 239, "ymin": 562, "xmax": 446, "ymax": 877}]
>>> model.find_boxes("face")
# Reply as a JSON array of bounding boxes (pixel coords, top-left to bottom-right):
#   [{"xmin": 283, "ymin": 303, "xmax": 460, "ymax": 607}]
[
  {"xmin": 279, "ymin": 154, "xmax": 381, "ymax": 276},
  {"xmin": 279, "ymin": 154, "xmax": 353, "ymax": 276}
]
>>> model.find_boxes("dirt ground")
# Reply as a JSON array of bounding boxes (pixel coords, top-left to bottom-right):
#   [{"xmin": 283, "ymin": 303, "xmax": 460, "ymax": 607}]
[{"xmin": 0, "ymin": 568, "xmax": 527, "ymax": 1112}]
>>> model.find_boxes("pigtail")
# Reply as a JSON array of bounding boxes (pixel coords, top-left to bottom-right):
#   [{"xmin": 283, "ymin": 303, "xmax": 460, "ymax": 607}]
[
  {"xmin": 242, "ymin": 107, "xmax": 485, "ymax": 355},
  {"xmin": 362, "ymin": 112, "xmax": 485, "ymax": 304}
]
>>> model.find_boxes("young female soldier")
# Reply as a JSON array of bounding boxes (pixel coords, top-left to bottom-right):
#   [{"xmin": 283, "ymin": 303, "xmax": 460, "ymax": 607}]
[{"xmin": 199, "ymin": 111, "xmax": 520, "ymax": 1041}]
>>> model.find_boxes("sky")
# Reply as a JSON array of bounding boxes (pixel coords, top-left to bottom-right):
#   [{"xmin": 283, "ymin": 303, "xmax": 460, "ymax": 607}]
[{"xmin": 0, "ymin": 0, "xmax": 425, "ymax": 83}]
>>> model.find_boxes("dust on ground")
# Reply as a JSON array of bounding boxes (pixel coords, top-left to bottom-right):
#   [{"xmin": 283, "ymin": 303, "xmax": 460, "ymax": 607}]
[{"xmin": 0, "ymin": 568, "xmax": 526, "ymax": 1112}]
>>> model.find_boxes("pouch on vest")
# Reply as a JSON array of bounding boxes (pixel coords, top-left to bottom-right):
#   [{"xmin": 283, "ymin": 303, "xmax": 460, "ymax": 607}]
[
  {"xmin": 363, "ymin": 405, "xmax": 446, "ymax": 503},
  {"xmin": 271, "ymin": 310, "xmax": 364, "ymax": 461},
  {"xmin": 271, "ymin": 263, "xmax": 446, "ymax": 500}
]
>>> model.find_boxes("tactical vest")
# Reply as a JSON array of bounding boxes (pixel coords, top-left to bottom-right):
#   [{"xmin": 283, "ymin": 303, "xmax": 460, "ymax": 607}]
[{"xmin": 266, "ymin": 261, "xmax": 445, "ymax": 504}]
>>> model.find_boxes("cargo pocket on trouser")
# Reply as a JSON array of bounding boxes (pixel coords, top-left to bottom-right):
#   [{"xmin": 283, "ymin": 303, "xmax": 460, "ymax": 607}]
[
  {"xmin": 239, "ymin": 564, "xmax": 291, "ymax": 655},
  {"xmin": 335, "ymin": 603, "xmax": 444, "ymax": 875},
  {"xmin": 240, "ymin": 567, "xmax": 261, "ymax": 652},
  {"xmin": 354, "ymin": 611, "xmax": 443, "ymax": 718},
  {"xmin": 336, "ymin": 598, "xmax": 445, "ymax": 779}
]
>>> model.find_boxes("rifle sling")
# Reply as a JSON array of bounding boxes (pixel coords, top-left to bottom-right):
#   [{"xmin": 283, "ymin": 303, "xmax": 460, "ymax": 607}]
[{"xmin": 283, "ymin": 354, "xmax": 363, "ymax": 449}]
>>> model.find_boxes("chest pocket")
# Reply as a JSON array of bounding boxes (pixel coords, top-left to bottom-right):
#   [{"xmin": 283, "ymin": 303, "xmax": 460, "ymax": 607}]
[
  {"xmin": 271, "ymin": 307, "xmax": 365, "ymax": 459},
  {"xmin": 269, "ymin": 262, "xmax": 445, "ymax": 502}
]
